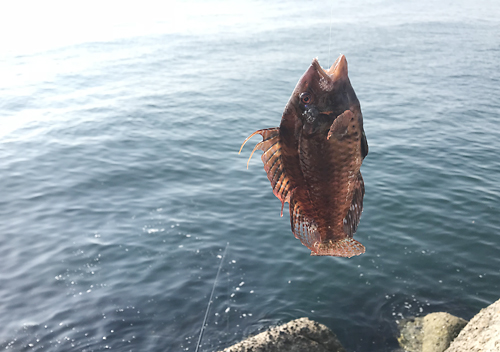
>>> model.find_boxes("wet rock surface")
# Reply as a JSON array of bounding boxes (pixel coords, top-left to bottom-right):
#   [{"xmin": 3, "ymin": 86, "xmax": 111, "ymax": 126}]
[
  {"xmin": 445, "ymin": 298, "xmax": 500, "ymax": 352},
  {"xmin": 219, "ymin": 298, "xmax": 500, "ymax": 352},
  {"xmin": 219, "ymin": 317, "xmax": 345, "ymax": 352},
  {"xmin": 398, "ymin": 312, "xmax": 467, "ymax": 352}
]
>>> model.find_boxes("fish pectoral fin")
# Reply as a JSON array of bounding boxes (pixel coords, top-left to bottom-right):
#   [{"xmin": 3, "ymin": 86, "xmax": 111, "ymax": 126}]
[
  {"xmin": 240, "ymin": 128, "xmax": 291, "ymax": 206},
  {"xmin": 343, "ymin": 171, "xmax": 365, "ymax": 237},
  {"xmin": 327, "ymin": 110, "xmax": 355, "ymax": 140},
  {"xmin": 289, "ymin": 196, "xmax": 321, "ymax": 251},
  {"xmin": 310, "ymin": 238, "xmax": 365, "ymax": 258},
  {"xmin": 327, "ymin": 109, "xmax": 369, "ymax": 159}
]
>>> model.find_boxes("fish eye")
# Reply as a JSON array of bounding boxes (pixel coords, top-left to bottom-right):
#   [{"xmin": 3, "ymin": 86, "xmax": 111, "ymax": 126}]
[{"xmin": 300, "ymin": 92, "xmax": 312, "ymax": 104}]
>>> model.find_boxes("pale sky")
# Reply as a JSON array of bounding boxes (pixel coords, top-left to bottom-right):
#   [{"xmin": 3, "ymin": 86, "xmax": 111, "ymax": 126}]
[{"xmin": 0, "ymin": 0, "xmax": 274, "ymax": 56}]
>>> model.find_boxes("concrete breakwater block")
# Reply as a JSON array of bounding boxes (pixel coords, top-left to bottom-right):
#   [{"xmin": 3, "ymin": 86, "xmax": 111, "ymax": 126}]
[
  {"xmin": 445, "ymin": 298, "xmax": 500, "ymax": 352},
  {"xmin": 398, "ymin": 312, "xmax": 467, "ymax": 352},
  {"xmin": 218, "ymin": 317, "xmax": 346, "ymax": 352}
]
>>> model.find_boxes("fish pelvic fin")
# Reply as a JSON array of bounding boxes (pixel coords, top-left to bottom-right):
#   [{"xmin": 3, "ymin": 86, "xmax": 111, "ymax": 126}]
[
  {"xmin": 240, "ymin": 128, "xmax": 291, "ymax": 207},
  {"xmin": 310, "ymin": 238, "xmax": 365, "ymax": 258}
]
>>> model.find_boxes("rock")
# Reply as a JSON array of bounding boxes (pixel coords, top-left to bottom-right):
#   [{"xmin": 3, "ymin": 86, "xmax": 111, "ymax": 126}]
[
  {"xmin": 421, "ymin": 313, "xmax": 468, "ymax": 352},
  {"xmin": 445, "ymin": 298, "xmax": 500, "ymax": 352},
  {"xmin": 218, "ymin": 317, "xmax": 345, "ymax": 352},
  {"xmin": 398, "ymin": 312, "xmax": 467, "ymax": 352},
  {"xmin": 398, "ymin": 316, "xmax": 424, "ymax": 352}
]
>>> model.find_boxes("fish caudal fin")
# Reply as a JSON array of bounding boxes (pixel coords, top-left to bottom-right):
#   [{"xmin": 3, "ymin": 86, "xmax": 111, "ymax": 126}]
[
  {"xmin": 310, "ymin": 238, "xmax": 365, "ymax": 258},
  {"xmin": 290, "ymin": 195, "xmax": 364, "ymax": 257},
  {"xmin": 239, "ymin": 128, "xmax": 291, "ymax": 212}
]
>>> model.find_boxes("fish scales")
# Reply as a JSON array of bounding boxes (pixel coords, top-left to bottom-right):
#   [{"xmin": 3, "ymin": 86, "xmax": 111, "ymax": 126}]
[{"xmin": 240, "ymin": 55, "xmax": 368, "ymax": 257}]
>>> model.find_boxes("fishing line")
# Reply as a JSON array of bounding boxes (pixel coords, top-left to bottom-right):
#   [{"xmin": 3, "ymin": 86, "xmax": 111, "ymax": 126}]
[
  {"xmin": 226, "ymin": 263, "xmax": 230, "ymax": 335},
  {"xmin": 195, "ymin": 242, "xmax": 229, "ymax": 352},
  {"xmin": 328, "ymin": 0, "xmax": 334, "ymax": 66}
]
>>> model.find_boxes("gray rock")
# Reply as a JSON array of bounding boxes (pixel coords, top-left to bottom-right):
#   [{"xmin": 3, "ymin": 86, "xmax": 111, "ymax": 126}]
[
  {"xmin": 445, "ymin": 298, "xmax": 500, "ymax": 352},
  {"xmin": 218, "ymin": 317, "xmax": 345, "ymax": 352},
  {"xmin": 398, "ymin": 312, "xmax": 467, "ymax": 352}
]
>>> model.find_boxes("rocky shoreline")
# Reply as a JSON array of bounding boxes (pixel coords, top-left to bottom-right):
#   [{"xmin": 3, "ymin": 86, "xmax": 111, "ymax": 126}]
[{"xmin": 219, "ymin": 298, "xmax": 500, "ymax": 352}]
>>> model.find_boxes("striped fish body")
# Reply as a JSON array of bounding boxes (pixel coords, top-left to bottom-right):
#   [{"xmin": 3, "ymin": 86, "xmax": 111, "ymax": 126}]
[{"xmin": 240, "ymin": 55, "xmax": 368, "ymax": 257}]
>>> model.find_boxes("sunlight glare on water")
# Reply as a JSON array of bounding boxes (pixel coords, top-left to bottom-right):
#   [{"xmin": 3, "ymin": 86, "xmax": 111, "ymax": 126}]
[{"xmin": 0, "ymin": 1, "xmax": 306, "ymax": 56}]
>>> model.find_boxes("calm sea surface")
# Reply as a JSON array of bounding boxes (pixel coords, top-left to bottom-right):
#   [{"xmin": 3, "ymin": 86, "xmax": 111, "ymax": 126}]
[{"xmin": 1, "ymin": 1, "xmax": 499, "ymax": 351}]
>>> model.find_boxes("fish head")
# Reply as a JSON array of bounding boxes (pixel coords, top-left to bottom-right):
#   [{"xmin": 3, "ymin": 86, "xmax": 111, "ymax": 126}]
[{"xmin": 283, "ymin": 55, "xmax": 362, "ymax": 136}]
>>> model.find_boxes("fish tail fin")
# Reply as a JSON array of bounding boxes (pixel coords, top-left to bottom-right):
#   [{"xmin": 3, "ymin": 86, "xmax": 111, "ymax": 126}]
[{"xmin": 310, "ymin": 238, "xmax": 365, "ymax": 258}]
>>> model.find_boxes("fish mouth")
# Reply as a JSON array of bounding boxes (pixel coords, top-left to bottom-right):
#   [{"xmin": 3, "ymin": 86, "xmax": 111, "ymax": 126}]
[{"xmin": 312, "ymin": 54, "xmax": 348, "ymax": 82}]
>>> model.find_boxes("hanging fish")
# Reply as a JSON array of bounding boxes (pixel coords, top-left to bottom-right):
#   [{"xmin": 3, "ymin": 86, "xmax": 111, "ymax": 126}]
[{"xmin": 239, "ymin": 55, "xmax": 368, "ymax": 257}]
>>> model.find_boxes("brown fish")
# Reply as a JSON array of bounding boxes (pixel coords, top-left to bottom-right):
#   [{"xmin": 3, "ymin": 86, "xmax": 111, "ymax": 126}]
[{"xmin": 239, "ymin": 55, "xmax": 368, "ymax": 257}]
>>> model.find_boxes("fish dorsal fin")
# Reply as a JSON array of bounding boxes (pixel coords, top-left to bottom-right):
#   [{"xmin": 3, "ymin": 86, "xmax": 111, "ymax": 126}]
[
  {"xmin": 343, "ymin": 171, "xmax": 365, "ymax": 237},
  {"xmin": 289, "ymin": 195, "xmax": 321, "ymax": 250},
  {"xmin": 239, "ymin": 128, "xmax": 291, "ymax": 210}
]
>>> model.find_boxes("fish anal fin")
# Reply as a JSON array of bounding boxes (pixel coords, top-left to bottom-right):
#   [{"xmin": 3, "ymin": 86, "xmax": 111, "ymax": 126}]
[
  {"xmin": 290, "ymin": 196, "xmax": 320, "ymax": 250},
  {"xmin": 240, "ymin": 128, "xmax": 291, "ymax": 205},
  {"xmin": 310, "ymin": 238, "xmax": 365, "ymax": 258},
  {"xmin": 343, "ymin": 171, "xmax": 365, "ymax": 236}
]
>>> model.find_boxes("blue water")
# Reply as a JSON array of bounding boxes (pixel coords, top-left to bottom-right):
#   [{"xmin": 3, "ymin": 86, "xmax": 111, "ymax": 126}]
[{"xmin": 1, "ymin": 1, "xmax": 499, "ymax": 351}]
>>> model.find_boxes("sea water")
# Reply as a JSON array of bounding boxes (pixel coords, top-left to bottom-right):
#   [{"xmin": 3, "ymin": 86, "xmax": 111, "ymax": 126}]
[{"xmin": 0, "ymin": 0, "xmax": 499, "ymax": 351}]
